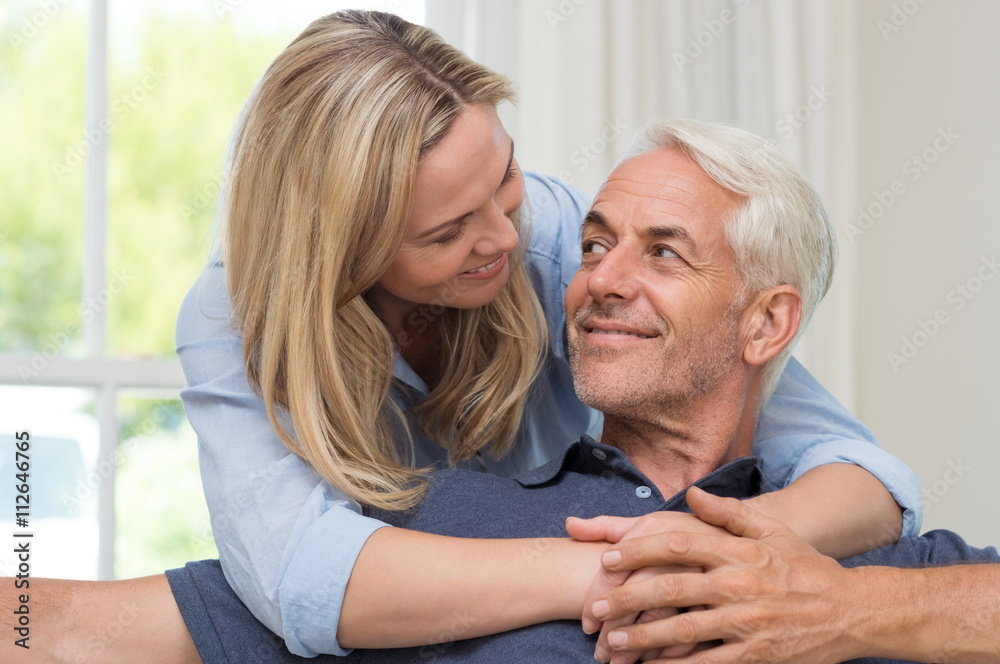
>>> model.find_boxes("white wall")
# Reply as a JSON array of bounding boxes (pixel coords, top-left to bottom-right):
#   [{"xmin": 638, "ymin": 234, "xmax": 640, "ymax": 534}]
[{"xmin": 855, "ymin": 0, "xmax": 1000, "ymax": 546}]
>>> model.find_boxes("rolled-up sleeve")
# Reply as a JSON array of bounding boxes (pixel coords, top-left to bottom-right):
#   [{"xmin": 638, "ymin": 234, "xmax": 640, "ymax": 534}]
[
  {"xmin": 754, "ymin": 358, "xmax": 922, "ymax": 539},
  {"xmin": 176, "ymin": 263, "xmax": 388, "ymax": 657}
]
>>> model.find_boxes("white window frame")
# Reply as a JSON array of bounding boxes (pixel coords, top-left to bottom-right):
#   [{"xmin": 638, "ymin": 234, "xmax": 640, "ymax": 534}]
[{"xmin": 0, "ymin": 0, "xmax": 184, "ymax": 579}]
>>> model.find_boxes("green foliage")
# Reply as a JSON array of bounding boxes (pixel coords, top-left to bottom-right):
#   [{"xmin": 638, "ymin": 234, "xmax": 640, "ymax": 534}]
[
  {"xmin": 0, "ymin": 6, "xmax": 87, "ymax": 352},
  {"xmin": 0, "ymin": 3, "xmax": 288, "ymax": 356}
]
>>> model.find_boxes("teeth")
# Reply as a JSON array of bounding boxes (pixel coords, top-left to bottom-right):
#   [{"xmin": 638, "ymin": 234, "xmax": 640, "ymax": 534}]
[
  {"xmin": 466, "ymin": 257, "xmax": 502, "ymax": 274},
  {"xmin": 590, "ymin": 329, "xmax": 650, "ymax": 339}
]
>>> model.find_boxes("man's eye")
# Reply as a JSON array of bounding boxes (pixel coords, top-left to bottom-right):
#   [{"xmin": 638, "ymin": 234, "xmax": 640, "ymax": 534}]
[
  {"xmin": 582, "ymin": 241, "xmax": 607, "ymax": 255},
  {"xmin": 654, "ymin": 246, "xmax": 679, "ymax": 259}
]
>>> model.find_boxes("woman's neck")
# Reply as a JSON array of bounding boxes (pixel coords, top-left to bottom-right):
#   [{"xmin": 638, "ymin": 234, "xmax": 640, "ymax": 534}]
[{"xmin": 365, "ymin": 283, "xmax": 443, "ymax": 389}]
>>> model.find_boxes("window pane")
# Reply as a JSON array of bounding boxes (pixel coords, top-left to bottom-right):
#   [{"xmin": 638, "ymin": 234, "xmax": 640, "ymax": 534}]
[
  {"xmin": 0, "ymin": 386, "xmax": 99, "ymax": 579},
  {"xmin": 0, "ymin": 1, "xmax": 87, "ymax": 354},
  {"xmin": 114, "ymin": 392, "xmax": 216, "ymax": 578}
]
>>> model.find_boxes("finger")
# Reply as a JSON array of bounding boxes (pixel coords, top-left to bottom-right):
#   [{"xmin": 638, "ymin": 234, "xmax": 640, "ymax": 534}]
[
  {"xmin": 603, "ymin": 605, "xmax": 731, "ymax": 653},
  {"xmin": 609, "ymin": 649, "xmax": 644, "ymax": 664},
  {"xmin": 603, "ymin": 530, "xmax": 755, "ymax": 573},
  {"xmin": 649, "ymin": 605, "xmax": 706, "ymax": 658},
  {"xmin": 642, "ymin": 641, "xmax": 743, "ymax": 664},
  {"xmin": 582, "ymin": 564, "xmax": 631, "ymax": 634},
  {"xmin": 597, "ymin": 571, "xmax": 720, "ymax": 621},
  {"xmin": 685, "ymin": 486, "xmax": 786, "ymax": 540},
  {"xmin": 594, "ymin": 612, "xmax": 640, "ymax": 663},
  {"xmin": 566, "ymin": 515, "xmax": 639, "ymax": 543},
  {"xmin": 635, "ymin": 609, "xmax": 695, "ymax": 660}
]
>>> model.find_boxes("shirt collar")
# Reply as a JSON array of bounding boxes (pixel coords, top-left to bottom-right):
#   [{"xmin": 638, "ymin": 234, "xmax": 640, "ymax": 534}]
[
  {"xmin": 515, "ymin": 434, "xmax": 767, "ymax": 503},
  {"xmin": 392, "ymin": 351, "xmax": 429, "ymax": 396}
]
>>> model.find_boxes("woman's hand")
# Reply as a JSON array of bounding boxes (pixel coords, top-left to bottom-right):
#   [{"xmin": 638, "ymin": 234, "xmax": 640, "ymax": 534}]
[{"xmin": 566, "ymin": 509, "xmax": 729, "ymax": 661}]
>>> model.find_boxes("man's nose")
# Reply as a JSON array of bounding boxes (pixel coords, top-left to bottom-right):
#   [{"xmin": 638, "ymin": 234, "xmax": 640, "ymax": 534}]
[{"xmin": 587, "ymin": 246, "xmax": 638, "ymax": 301}]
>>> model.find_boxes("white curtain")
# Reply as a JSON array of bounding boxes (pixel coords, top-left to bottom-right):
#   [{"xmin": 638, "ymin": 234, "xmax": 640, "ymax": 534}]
[{"xmin": 426, "ymin": 0, "xmax": 861, "ymax": 409}]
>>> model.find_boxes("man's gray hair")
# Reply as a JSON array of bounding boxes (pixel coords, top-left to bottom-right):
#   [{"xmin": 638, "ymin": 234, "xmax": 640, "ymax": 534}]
[{"xmin": 627, "ymin": 119, "xmax": 838, "ymax": 402}]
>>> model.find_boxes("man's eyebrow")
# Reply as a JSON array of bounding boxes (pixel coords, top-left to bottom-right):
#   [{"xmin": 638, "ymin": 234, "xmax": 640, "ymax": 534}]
[
  {"xmin": 416, "ymin": 139, "xmax": 515, "ymax": 241},
  {"xmin": 643, "ymin": 224, "xmax": 692, "ymax": 244},
  {"xmin": 579, "ymin": 209, "xmax": 609, "ymax": 238},
  {"xmin": 580, "ymin": 209, "xmax": 695, "ymax": 246}
]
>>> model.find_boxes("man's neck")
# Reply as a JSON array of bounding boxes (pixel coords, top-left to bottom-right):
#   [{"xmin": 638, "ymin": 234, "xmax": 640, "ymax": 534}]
[{"xmin": 601, "ymin": 374, "xmax": 761, "ymax": 498}]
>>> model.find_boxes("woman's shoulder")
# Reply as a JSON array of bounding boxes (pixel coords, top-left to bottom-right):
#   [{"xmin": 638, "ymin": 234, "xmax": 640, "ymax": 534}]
[{"xmin": 522, "ymin": 172, "xmax": 592, "ymax": 260}]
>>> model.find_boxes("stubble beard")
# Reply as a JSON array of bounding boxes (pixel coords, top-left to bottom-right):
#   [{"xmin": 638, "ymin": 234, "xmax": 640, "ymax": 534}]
[{"xmin": 569, "ymin": 302, "xmax": 744, "ymax": 423}]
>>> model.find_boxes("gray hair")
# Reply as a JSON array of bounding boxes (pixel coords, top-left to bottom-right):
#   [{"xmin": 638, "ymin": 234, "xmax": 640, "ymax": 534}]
[{"xmin": 627, "ymin": 119, "xmax": 838, "ymax": 402}]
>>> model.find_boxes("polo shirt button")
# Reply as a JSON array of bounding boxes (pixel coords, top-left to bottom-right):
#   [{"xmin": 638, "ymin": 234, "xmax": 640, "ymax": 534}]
[
  {"xmin": 592, "ymin": 449, "xmax": 607, "ymax": 461},
  {"xmin": 635, "ymin": 486, "xmax": 652, "ymax": 498}
]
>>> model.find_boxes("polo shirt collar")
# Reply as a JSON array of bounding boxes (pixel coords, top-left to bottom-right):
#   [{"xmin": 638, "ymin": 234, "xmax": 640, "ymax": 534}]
[{"xmin": 515, "ymin": 434, "xmax": 767, "ymax": 504}]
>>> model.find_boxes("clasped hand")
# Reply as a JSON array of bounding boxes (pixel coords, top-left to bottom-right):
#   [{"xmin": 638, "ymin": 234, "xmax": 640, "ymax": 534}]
[{"xmin": 566, "ymin": 487, "xmax": 853, "ymax": 664}]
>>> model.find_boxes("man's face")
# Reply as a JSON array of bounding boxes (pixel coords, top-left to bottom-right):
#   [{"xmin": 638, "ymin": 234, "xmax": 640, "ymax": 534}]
[{"xmin": 565, "ymin": 147, "xmax": 748, "ymax": 418}]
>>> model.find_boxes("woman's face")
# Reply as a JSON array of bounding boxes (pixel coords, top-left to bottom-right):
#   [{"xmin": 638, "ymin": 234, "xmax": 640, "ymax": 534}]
[{"xmin": 373, "ymin": 103, "xmax": 524, "ymax": 319}]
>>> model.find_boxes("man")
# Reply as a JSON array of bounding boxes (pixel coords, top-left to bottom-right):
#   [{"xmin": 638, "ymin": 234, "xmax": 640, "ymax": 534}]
[
  {"xmin": 10, "ymin": 120, "xmax": 999, "ymax": 663},
  {"xmin": 162, "ymin": 119, "xmax": 1000, "ymax": 663}
]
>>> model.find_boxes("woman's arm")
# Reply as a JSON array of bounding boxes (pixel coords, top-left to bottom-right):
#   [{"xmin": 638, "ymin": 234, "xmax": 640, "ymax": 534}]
[
  {"xmin": 178, "ymin": 265, "xmax": 384, "ymax": 657},
  {"xmin": 744, "ymin": 463, "xmax": 901, "ymax": 559},
  {"xmin": 753, "ymin": 356, "xmax": 921, "ymax": 541},
  {"xmin": 339, "ymin": 530, "xmax": 602, "ymax": 648},
  {"xmin": 177, "ymin": 264, "xmax": 604, "ymax": 656}
]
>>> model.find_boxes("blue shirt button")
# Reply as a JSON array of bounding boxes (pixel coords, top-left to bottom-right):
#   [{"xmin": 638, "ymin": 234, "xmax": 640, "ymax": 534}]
[
  {"xmin": 592, "ymin": 449, "xmax": 607, "ymax": 461},
  {"xmin": 635, "ymin": 486, "xmax": 652, "ymax": 498}
]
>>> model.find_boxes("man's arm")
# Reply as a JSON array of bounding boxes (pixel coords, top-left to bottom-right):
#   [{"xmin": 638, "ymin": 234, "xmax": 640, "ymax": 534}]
[
  {"xmin": 1, "ymin": 575, "xmax": 200, "ymax": 664},
  {"xmin": 590, "ymin": 487, "xmax": 1000, "ymax": 664}
]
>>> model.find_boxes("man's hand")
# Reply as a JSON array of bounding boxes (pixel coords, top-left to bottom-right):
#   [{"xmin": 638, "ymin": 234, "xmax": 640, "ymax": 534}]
[{"xmin": 576, "ymin": 487, "xmax": 865, "ymax": 664}]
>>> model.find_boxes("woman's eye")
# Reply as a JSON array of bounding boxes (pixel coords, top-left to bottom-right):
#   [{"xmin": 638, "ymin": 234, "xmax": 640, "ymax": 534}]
[
  {"xmin": 436, "ymin": 219, "xmax": 469, "ymax": 246},
  {"xmin": 500, "ymin": 164, "xmax": 519, "ymax": 187},
  {"xmin": 654, "ymin": 246, "xmax": 679, "ymax": 259}
]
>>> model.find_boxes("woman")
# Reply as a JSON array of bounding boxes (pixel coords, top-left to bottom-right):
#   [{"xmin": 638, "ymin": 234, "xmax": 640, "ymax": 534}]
[{"xmin": 173, "ymin": 8, "xmax": 918, "ymax": 658}]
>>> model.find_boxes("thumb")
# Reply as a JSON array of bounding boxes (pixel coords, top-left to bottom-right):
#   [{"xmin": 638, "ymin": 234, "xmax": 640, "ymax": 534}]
[
  {"xmin": 565, "ymin": 515, "xmax": 639, "ymax": 543},
  {"xmin": 685, "ymin": 486, "xmax": 781, "ymax": 540}
]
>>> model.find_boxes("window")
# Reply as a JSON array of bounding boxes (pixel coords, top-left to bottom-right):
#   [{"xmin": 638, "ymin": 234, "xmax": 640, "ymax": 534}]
[{"xmin": 1, "ymin": 0, "xmax": 425, "ymax": 579}]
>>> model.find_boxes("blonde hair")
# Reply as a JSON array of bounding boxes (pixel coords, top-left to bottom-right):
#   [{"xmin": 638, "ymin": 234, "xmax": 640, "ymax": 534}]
[
  {"xmin": 223, "ymin": 10, "xmax": 546, "ymax": 510},
  {"xmin": 628, "ymin": 120, "xmax": 837, "ymax": 401}
]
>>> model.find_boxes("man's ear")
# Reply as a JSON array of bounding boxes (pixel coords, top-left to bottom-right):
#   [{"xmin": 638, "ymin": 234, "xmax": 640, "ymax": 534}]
[{"xmin": 742, "ymin": 285, "xmax": 802, "ymax": 367}]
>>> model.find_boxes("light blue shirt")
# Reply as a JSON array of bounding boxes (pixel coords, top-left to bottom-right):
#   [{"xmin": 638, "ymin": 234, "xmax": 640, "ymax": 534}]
[{"xmin": 176, "ymin": 172, "xmax": 921, "ymax": 658}]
